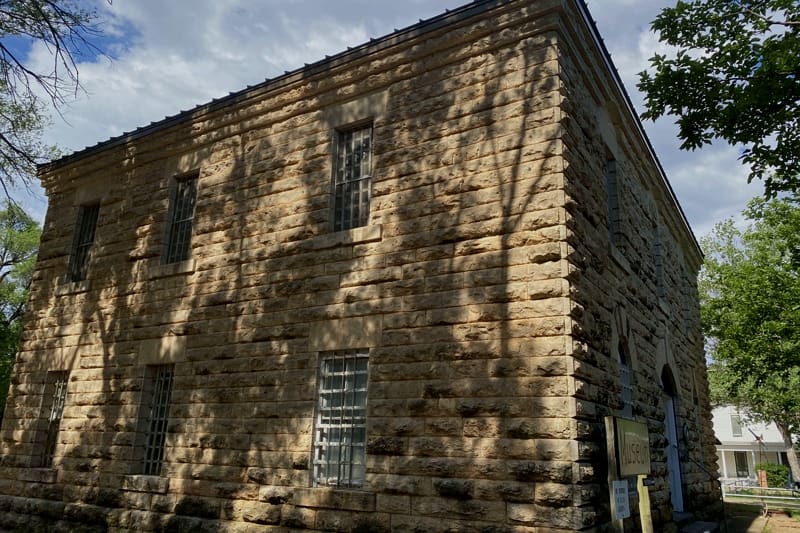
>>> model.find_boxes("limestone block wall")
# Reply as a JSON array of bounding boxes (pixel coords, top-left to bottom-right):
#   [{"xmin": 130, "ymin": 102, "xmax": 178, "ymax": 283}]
[
  {"xmin": 556, "ymin": 1, "xmax": 720, "ymax": 529},
  {"xmin": 0, "ymin": 1, "xmax": 601, "ymax": 532}
]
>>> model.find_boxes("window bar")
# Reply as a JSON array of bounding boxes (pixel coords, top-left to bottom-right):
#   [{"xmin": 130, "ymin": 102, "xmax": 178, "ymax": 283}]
[
  {"xmin": 42, "ymin": 371, "xmax": 69, "ymax": 467},
  {"xmin": 347, "ymin": 354, "xmax": 356, "ymax": 486},
  {"xmin": 340, "ymin": 352, "xmax": 347, "ymax": 486},
  {"xmin": 314, "ymin": 350, "xmax": 368, "ymax": 487},
  {"xmin": 166, "ymin": 176, "xmax": 197, "ymax": 264},
  {"xmin": 69, "ymin": 204, "xmax": 99, "ymax": 281},
  {"xmin": 332, "ymin": 125, "xmax": 372, "ymax": 232},
  {"xmin": 143, "ymin": 366, "xmax": 173, "ymax": 475}
]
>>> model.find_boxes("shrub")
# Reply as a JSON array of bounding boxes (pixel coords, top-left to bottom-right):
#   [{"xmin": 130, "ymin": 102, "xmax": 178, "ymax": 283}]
[{"xmin": 756, "ymin": 463, "xmax": 791, "ymax": 488}]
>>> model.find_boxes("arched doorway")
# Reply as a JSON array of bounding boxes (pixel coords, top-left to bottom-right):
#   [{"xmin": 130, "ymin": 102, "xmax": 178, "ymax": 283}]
[{"xmin": 662, "ymin": 366, "xmax": 684, "ymax": 513}]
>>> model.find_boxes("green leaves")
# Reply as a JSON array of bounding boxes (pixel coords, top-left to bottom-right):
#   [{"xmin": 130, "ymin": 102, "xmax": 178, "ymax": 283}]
[
  {"xmin": 0, "ymin": 202, "xmax": 39, "ymax": 420},
  {"xmin": 0, "ymin": 0, "xmax": 102, "ymax": 190},
  {"xmin": 639, "ymin": 0, "xmax": 800, "ymax": 196},
  {"xmin": 702, "ymin": 194, "xmax": 800, "ymax": 478}
]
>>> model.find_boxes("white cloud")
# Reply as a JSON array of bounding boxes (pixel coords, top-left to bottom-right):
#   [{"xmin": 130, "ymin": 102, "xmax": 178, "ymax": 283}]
[
  {"xmin": 20, "ymin": 0, "xmax": 760, "ymax": 238},
  {"xmin": 589, "ymin": 0, "xmax": 761, "ymax": 239}
]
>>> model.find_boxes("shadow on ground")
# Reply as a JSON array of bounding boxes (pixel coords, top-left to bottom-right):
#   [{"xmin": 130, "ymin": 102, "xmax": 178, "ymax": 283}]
[{"xmin": 724, "ymin": 503, "xmax": 800, "ymax": 533}]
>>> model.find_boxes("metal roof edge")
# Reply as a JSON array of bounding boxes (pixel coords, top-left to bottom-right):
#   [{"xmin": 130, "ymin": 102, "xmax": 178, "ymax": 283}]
[
  {"xmin": 38, "ymin": 0, "xmax": 512, "ymax": 173},
  {"xmin": 573, "ymin": 0, "xmax": 702, "ymax": 258}
]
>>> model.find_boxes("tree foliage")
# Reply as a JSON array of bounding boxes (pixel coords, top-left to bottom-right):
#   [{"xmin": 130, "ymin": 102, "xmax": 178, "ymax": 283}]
[
  {"xmin": 701, "ymin": 195, "xmax": 800, "ymax": 482},
  {"xmin": 0, "ymin": 0, "xmax": 104, "ymax": 193},
  {"xmin": 0, "ymin": 202, "xmax": 40, "ymax": 419},
  {"xmin": 638, "ymin": 0, "xmax": 800, "ymax": 197}
]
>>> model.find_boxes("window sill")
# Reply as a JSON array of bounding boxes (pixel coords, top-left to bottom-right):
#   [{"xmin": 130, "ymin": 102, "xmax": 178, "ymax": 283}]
[
  {"xmin": 292, "ymin": 487, "xmax": 375, "ymax": 511},
  {"xmin": 335, "ymin": 224, "xmax": 382, "ymax": 246},
  {"xmin": 298, "ymin": 224, "xmax": 382, "ymax": 252},
  {"xmin": 15, "ymin": 467, "xmax": 57, "ymax": 484},
  {"xmin": 148, "ymin": 259, "xmax": 196, "ymax": 280},
  {"xmin": 55, "ymin": 279, "xmax": 91, "ymax": 296},
  {"xmin": 122, "ymin": 474, "xmax": 169, "ymax": 494}
]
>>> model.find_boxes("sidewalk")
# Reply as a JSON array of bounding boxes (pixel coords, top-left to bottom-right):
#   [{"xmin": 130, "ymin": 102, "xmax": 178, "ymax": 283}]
[{"xmin": 724, "ymin": 503, "xmax": 800, "ymax": 533}]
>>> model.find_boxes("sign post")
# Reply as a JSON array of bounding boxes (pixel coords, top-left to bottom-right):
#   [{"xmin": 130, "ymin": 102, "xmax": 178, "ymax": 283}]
[{"xmin": 606, "ymin": 417, "xmax": 653, "ymax": 532}]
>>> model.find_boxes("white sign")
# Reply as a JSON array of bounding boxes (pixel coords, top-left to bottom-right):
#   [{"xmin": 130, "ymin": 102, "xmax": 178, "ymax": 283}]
[{"xmin": 613, "ymin": 479, "xmax": 631, "ymax": 520}]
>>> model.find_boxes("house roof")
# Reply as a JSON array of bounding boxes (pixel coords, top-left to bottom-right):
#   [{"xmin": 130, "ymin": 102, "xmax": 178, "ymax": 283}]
[{"xmin": 39, "ymin": 0, "xmax": 699, "ymax": 253}]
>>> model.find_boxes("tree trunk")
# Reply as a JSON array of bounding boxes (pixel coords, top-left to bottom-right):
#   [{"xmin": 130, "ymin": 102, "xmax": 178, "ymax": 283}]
[{"xmin": 776, "ymin": 422, "xmax": 800, "ymax": 486}]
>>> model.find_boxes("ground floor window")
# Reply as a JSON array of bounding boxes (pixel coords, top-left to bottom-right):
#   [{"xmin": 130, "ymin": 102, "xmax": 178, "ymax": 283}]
[
  {"xmin": 133, "ymin": 365, "xmax": 174, "ymax": 476},
  {"xmin": 734, "ymin": 451, "xmax": 749, "ymax": 478},
  {"xmin": 34, "ymin": 371, "xmax": 69, "ymax": 467},
  {"xmin": 313, "ymin": 349, "xmax": 368, "ymax": 488}
]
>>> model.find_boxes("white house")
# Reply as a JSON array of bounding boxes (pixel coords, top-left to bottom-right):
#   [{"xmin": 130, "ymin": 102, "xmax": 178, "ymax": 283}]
[{"xmin": 713, "ymin": 405, "xmax": 791, "ymax": 485}]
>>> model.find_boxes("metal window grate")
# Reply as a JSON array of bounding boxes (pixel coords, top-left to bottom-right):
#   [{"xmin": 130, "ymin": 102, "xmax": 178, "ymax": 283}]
[
  {"xmin": 165, "ymin": 174, "xmax": 198, "ymax": 264},
  {"xmin": 68, "ymin": 204, "xmax": 99, "ymax": 282},
  {"xmin": 605, "ymin": 159, "xmax": 621, "ymax": 245},
  {"xmin": 619, "ymin": 342, "xmax": 633, "ymax": 418},
  {"xmin": 140, "ymin": 365, "xmax": 174, "ymax": 476},
  {"xmin": 620, "ymin": 364, "xmax": 633, "ymax": 418},
  {"xmin": 41, "ymin": 371, "xmax": 69, "ymax": 468},
  {"xmin": 314, "ymin": 350, "xmax": 369, "ymax": 488},
  {"xmin": 653, "ymin": 236, "xmax": 665, "ymax": 298},
  {"xmin": 332, "ymin": 125, "xmax": 372, "ymax": 232}
]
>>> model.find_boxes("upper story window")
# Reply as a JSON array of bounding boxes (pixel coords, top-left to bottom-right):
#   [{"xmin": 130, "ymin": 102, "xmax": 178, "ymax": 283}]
[
  {"xmin": 731, "ymin": 414, "xmax": 743, "ymax": 438},
  {"xmin": 164, "ymin": 173, "xmax": 198, "ymax": 264},
  {"xmin": 68, "ymin": 204, "xmax": 99, "ymax": 282},
  {"xmin": 332, "ymin": 123, "xmax": 372, "ymax": 232},
  {"xmin": 652, "ymin": 228, "xmax": 665, "ymax": 298},
  {"xmin": 313, "ymin": 349, "xmax": 369, "ymax": 488},
  {"xmin": 605, "ymin": 158, "xmax": 621, "ymax": 246},
  {"xmin": 619, "ymin": 341, "xmax": 633, "ymax": 419}
]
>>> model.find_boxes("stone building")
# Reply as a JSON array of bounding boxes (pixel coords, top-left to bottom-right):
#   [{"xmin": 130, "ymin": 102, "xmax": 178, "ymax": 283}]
[{"xmin": 0, "ymin": 0, "xmax": 720, "ymax": 531}]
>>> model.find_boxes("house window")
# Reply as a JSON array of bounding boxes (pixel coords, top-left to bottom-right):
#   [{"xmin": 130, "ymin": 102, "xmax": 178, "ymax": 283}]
[
  {"xmin": 164, "ymin": 173, "xmax": 198, "ymax": 264},
  {"xmin": 605, "ymin": 158, "xmax": 621, "ymax": 245},
  {"xmin": 332, "ymin": 124, "xmax": 372, "ymax": 232},
  {"xmin": 731, "ymin": 414, "xmax": 743, "ymax": 438},
  {"xmin": 313, "ymin": 349, "xmax": 369, "ymax": 488},
  {"xmin": 734, "ymin": 451, "xmax": 749, "ymax": 478},
  {"xmin": 68, "ymin": 204, "xmax": 99, "ymax": 281},
  {"xmin": 134, "ymin": 365, "xmax": 174, "ymax": 476},
  {"xmin": 33, "ymin": 371, "xmax": 69, "ymax": 468}
]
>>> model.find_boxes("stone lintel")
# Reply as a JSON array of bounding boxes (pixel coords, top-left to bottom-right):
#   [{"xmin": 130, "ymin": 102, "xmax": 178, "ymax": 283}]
[
  {"xmin": 138, "ymin": 336, "xmax": 187, "ymax": 365},
  {"xmin": 292, "ymin": 487, "xmax": 375, "ymax": 512},
  {"xmin": 308, "ymin": 316, "xmax": 382, "ymax": 352}
]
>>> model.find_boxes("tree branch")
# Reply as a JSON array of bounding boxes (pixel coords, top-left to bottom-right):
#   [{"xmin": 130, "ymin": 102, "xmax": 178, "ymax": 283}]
[{"xmin": 741, "ymin": 7, "xmax": 800, "ymax": 28}]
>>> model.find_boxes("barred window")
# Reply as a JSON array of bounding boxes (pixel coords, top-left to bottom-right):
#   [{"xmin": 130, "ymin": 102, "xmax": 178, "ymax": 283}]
[
  {"xmin": 34, "ymin": 371, "xmax": 69, "ymax": 468},
  {"xmin": 332, "ymin": 124, "xmax": 372, "ymax": 232},
  {"xmin": 619, "ymin": 342, "xmax": 633, "ymax": 419},
  {"xmin": 68, "ymin": 204, "xmax": 99, "ymax": 282},
  {"xmin": 134, "ymin": 365, "xmax": 174, "ymax": 476},
  {"xmin": 605, "ymin": 158, "xmax": 621, "ymax": 245},
  {"xmin": 653, "ymin": 230, "xmax": 665, "ymax": 298},
  {"xmin": 313, "ymin": 350, "xmax": 369, "ymax": 488},
  {"xmin": 165, "ymin": 174, "xmax": 198, "ymax": 264}
]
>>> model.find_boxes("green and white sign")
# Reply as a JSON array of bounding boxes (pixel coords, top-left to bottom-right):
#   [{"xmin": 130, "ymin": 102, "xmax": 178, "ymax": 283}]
[{"xmin": 616, "ymin": 418, "xmax": 650, "ymax": 477}]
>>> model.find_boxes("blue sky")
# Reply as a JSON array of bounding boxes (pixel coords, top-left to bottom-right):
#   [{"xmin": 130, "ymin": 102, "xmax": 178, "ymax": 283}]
[{"xmin": 19, "ymin": 0, "xmax": 762, "ymax": 237}]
